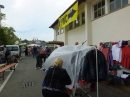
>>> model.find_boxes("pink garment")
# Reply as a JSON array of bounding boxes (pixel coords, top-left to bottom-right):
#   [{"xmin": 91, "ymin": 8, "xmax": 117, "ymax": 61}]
[
  {"xmin": 102, "ymin": 47, "xmax": 110, "ymax": 61},
  {"xmin": 98, "ymin": 46, "xmax": 103, "ymax": 51}
]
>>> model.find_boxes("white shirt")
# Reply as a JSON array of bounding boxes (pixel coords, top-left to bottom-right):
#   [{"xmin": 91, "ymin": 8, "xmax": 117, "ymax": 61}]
[{"xmin": 112, "ymin": 44, "xmax": 122, "ymax": 62}]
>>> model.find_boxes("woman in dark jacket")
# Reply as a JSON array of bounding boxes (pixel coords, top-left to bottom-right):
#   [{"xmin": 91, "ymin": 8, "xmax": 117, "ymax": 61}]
[{"xmin": 42, "ymin": 58, "xmax": 71, "ymax": 97}]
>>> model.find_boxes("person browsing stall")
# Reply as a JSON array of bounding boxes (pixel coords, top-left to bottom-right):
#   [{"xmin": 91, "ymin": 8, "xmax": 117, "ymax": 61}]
[
  {"xmin": 42, "ymin": 58, "xmax": 71, "ymax": 97},
  {"xmin": 75, "ymin": 42, "xmax": 79, "ymax": 45}
]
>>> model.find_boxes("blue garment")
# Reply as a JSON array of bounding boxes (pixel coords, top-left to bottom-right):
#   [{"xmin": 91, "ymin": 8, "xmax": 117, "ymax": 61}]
[{"xmin": 42, "ymin": 70, "xmax": 48, "ymax": 87}]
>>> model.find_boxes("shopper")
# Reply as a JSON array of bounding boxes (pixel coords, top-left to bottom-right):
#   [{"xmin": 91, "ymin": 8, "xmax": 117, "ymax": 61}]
[
  {"xmin": 42, "ymin": 58, "xmax": 71, "ymax": 97},
  {"xmin": 35, "ymin": 50, "xmax": 46, "ymax": 69},
  {"xmin": 75, "ymin": 42, "xmax": 79, "ymax": 45},
  {"xmin": 32, "ymin": 46, "xmax": 37, "ymax": 58},
  {"xmin": 24, "ymin": 47, "xmax": 28, "ymax": 56},
  {"xmin": 5, "ymin": 48, "xmax": 11, "ymax": 65}
]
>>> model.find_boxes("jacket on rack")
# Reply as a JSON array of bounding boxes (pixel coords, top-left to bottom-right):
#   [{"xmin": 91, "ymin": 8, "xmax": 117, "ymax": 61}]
[{"xmin": 80, "ymin": 50, "xmax": 107, "ymax": 83}]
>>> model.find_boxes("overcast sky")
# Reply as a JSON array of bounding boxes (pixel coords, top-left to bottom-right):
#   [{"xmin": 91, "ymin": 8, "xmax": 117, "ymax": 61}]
[{"xmin": 0, "ymin": 0, "xmax": 76, "ymax": 41}]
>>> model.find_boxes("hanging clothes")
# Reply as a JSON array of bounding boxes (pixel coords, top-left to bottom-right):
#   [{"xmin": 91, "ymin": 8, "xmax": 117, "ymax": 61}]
[
  {"xmin": 80, "ymin": 50, "xmax": 107, "ymax": 83},
  {"xmin": 102, "ymin": 47, "xmax": 110, "ymax": 61},
  {"xmin": 122, "ymin": 45, "xmax": 130, "ymax": 69},
  {"xmin": 108, "ymin": 51, "xmax": 113, "ymax": 69},
  {"xmin": 112, "ymin": 44, "xmax": 122, "ymax": 62}
]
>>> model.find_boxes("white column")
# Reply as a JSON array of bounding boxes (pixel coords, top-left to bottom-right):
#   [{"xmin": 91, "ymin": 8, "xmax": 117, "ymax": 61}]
[
  {"xmin": 64, "ymin": 26, "xmax": 68, "ymax": 45},
  {"xmin": 105, "ymin": 0, "xmax": 109, "ymax": 14},
  {"xmin": 128, "ymin": 0, "xmax": 130, "ymax": 4},
  {"xmin": 53, "ymin": 25, "xmax": 58, "ymax": 41},
  {"xmin": 85, "ymin": 2, "xmax": 92, "ymax": 45}
]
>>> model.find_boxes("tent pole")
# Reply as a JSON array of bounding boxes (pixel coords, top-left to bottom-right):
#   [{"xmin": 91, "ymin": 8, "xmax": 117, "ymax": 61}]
[{"xmin": 95, "ymin": 47, "xmax": 98, "ymax": 97}]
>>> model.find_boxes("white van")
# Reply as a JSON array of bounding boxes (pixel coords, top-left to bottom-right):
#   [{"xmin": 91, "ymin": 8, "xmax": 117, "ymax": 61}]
[{"xmin": 0, "ymin": 45, "xmax": 20, "ymax": 56}]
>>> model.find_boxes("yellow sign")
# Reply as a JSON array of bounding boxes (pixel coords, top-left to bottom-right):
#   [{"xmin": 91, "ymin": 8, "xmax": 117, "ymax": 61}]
[{"xmin": 58, "ymin": 2, "xmax": 78, "ymax": 30}]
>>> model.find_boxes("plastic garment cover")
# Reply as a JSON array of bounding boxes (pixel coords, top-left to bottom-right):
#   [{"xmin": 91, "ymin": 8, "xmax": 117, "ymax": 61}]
[{"xmin": 42, "ymin": 45, "xmax": 95, "ymax": 89}]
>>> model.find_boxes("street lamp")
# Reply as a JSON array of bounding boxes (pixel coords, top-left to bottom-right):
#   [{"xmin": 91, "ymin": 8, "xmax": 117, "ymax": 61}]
[{"xmin": 0, "ymin": 4, "xmax": 4, "ymax": 27}]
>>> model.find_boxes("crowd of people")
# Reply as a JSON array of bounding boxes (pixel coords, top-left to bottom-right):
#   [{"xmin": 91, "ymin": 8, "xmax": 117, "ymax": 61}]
[
  {"xmin": 0, "ymin": 42, "xmax": 79, "ymax": 97},
  {"xmin": 22, "ymin": 45, "xmax": 57, "ymax": 70}
]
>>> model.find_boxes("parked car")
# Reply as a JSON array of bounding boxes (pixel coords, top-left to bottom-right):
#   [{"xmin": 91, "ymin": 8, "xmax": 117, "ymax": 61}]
[{"xmin": 0, "ymin": 45, "xmax": 20, "ymax": 63}]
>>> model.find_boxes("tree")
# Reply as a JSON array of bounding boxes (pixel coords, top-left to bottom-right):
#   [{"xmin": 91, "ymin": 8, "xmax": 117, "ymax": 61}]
[
  {"xmin": 0, "ymin": 12, "xmax": 19, "ymax": 45},
  {"xmin": 21, "ymin": 39, "xmax": 29, "ymax": 44},
  {"xmin": 0, "ymin": 28, "xmax": 8, "ymax": 45},
  {"xmin": 0, "ymin": 26, "xmax": 18, "ymax": 45},
  {"xmin": 0, "ymin": 13, "xmax": 6, "ymax": 20}
]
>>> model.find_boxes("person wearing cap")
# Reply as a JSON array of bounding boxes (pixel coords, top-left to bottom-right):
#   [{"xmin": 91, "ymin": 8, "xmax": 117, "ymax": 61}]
[{"xmin": 42, "ymin": 58, "xmax": 71, "ymax": 97}]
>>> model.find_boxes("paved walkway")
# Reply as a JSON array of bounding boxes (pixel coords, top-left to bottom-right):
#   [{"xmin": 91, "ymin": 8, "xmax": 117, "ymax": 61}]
[
  {"xmin": 0, "ymin": 55, "xmax": 130, "ymax": 97},
  {"xmin": 0, "ymin": 55, "xmax": 45, "ymax": 97}
]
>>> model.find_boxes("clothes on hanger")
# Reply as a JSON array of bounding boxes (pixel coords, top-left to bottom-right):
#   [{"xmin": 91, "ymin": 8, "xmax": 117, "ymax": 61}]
[
  {"xmin": 122, "ymin": 45, "xmax": 130, "ymax": 69},
  {"xmin": 99, "ymin": 42, "xmax": 113, "ymax": 69},
  {"xmin": 112, "ymin": 44, "xmax": 122, "ymax": 62},
  {"xmin": 80, "ymin": 50, "xmax": 107, "ymax": 83},
  {"xmin": 108, "ymin": 51, "xmax": 114, "ymax": 69}
]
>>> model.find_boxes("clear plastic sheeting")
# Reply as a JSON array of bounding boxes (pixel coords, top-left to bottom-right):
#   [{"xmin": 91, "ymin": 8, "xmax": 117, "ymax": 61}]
[{"xmin": 42, "ymin": 45, "xmax": 95, "ymax": 89}]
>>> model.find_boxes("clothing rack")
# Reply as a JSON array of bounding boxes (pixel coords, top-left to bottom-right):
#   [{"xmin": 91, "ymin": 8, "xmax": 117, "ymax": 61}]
[{"xmin": 72, "ymin": 46, "xmax": 98, "ymax": 97}]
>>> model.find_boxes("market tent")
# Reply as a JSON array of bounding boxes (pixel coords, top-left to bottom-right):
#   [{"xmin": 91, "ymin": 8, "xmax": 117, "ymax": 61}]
[
  {"xmin": 27, "ymin": 44, "xmax": 40, "ymax": 47},
  {"xmin": 42, "ymin": 45, "xmax": 95, "ymax": 89}
]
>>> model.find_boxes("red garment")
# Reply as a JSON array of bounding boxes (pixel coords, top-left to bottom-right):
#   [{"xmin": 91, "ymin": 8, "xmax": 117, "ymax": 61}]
[
  {"xmin": 113, "ymin": 60, "xmax": 122, "ymax": 64},
  {"xmin": 40, "ymin": 50, "xmax": 46, "ymax": 54},
  {"xmin": 78, "ymin": 80, "xmax": 88, "ymax": 87},
  {"xmin": 122, "ymin": 45, "xmax": 130, "ymax": 69},
  {"xmin": 102, "ymin": 47, "xmax": 110, "ymax": 61}
]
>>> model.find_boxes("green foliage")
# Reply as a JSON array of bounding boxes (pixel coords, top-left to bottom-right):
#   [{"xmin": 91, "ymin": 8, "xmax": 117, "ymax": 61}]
[
  {"xmin": 0, "ymin": 26, "xmax": 19, "ymax": 45},
  {"xmin": 0, "ymin": 12, "xmax": 19, "ymax": 45},
  {"xmin": 0, "ymin": 28, "xmax": 8, "ymax": 45},
  {"xmin": 0, "ymin": 13, "xmax": 6, "ymax": 20},
  {"xmin": 21, "ymin": 39, "xmax": 29, "ymax": 44}
]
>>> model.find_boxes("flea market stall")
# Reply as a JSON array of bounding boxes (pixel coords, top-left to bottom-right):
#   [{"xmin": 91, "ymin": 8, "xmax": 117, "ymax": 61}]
[{"xmin": 42, "ymin": 45, "xmax": 108, "ymax": 97}]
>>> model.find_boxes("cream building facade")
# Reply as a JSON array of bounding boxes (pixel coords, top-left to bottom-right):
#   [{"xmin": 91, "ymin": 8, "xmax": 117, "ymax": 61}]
[{"xmin": 49, "ymin": 0, "xmax": 130, "ymax": 46}]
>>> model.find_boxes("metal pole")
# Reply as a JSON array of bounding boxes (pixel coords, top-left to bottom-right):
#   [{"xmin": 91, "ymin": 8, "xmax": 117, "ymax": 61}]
[{"xmin": 95, "ymin": 47, "xmax": 98, "ymax": 97}]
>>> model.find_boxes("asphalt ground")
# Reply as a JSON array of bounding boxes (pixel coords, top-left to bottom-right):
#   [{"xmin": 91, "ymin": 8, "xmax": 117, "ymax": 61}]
[
  {"xmin": 0, "ymin": 55, "xmax": 45, "ymax": 97},
  {"xmin": 0, "ymin": 54, "xmax": 130, "ymax": 97}
]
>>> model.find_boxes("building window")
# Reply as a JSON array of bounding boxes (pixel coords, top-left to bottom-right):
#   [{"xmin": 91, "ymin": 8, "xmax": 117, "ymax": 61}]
[
  {"xmin": 81, "ymin": 12, "xmax": 85, "ymax": 24},
  {"xmin": 60, "ymin": 29, "xmax": 64, "ymax": 34},
  {"xmin": 74, "ymin": 15, "xmax": 80, "ymax": 27},
  {"xmin": 69, "ymin": 22, "xmax": 73, "ymax": 30},
  {"xmin": 110, "ymin": 0, "xmax": 128, "ymax": 12},
  {"xmin": 94, "ymin": 0, "xmax": 105, "ymax": 18},
  {"xmin": 57, "ymin": 29, "xmax": 64, "ymax": 35},
  {"xmin": 57, "ymin": 30, "xmax": 60, "ymax": 35}
]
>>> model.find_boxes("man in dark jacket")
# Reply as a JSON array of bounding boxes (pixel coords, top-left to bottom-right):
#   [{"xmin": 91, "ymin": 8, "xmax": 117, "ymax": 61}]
[
  {"xmin": 5, "ymin": 48, "xmax": 11, "ymax": 65},
  {"xmin": 32, "ymin": 46, "xmax": 37, "ymax": 58},
  {"xmin": 35, "ymin": 50, "xmax": 46, "ymax": 69}
]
